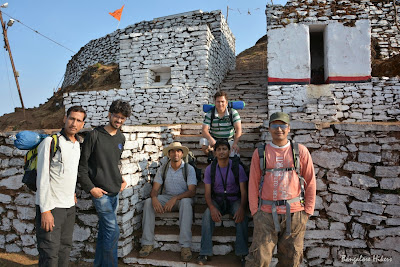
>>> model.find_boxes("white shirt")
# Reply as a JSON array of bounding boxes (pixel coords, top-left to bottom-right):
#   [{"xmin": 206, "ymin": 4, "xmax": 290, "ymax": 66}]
[{"xmin": 35, "ymin": 134, "xmax": 81, "ymax": 213}]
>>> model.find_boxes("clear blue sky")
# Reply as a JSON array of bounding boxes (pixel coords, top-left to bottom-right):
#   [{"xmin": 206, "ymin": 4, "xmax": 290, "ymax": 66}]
[{"xmin": 0, "ymin": 0, "xmax": 287, "ymax": 116}]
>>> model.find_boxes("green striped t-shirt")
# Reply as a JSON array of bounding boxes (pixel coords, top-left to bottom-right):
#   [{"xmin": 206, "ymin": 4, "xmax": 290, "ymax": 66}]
[{"xmin": 203, "ymin": 108, "xmax": 241, "ymax": 139}]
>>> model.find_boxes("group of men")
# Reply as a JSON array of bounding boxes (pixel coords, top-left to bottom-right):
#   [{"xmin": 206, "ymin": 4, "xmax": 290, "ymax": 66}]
[
  {"xmin": 35, "ymin": 90, "xmax": 316, "ymax": 267},
  {"xmin": 138, "ymin": 91, "xmax": 316, "ymax": 267}
]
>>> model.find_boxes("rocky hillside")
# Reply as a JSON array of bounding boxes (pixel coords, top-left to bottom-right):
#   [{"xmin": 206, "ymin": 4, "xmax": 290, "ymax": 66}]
[{"xmin": 0, "ymin": 63, "xmax": 119, "ymax": 131}]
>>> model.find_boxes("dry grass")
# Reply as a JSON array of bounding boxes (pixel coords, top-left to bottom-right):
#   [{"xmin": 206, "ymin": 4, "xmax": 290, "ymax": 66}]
[{"xmin": 0, "ymin": 63, "xmax": 120, "ymax": 131}]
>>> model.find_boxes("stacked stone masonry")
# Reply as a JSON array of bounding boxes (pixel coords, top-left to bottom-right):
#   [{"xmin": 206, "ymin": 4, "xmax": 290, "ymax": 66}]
[
  {"xmin": 266, "ymin": 0, "xmax": 400, "ymax": 59},
  {"xmin": 268, "ymin": 77, "xmax": 400, "ymax": 122},
  {"xmin": 0, "ymin": 122, "xmax": 399, "ymax": 265},
  {"xmin": 63, "ymin": 10, "xmax": 235, "ymax": 126},
  {"xmin": 63, "ymin": 10, "xmax": 235, "ymax": 88}
]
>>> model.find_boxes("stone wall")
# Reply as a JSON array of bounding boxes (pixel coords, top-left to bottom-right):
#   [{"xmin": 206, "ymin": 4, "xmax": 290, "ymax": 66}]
[
  {"xmin": 63, "ymin": 10, "xmax": 235, "ymax": 126},
  {"xmin": 266, "ymin": 0, "xmax": 400, "ymax": 59},
  {"xmin": 0, "ymin": 122, "xmax": 399, "ymax": 264},
  {"xmin": 267, "ymin": 77, "xmax": 400, "ymax": 123},
  {"xmin": 63, "ymin": 86, "xmax": 208, "ymax": 128}
]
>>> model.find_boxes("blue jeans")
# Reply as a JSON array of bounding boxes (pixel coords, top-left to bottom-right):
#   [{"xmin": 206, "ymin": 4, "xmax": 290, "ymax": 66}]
[
  {"xmin": 200, "ymin": 199, "xmax": 248, "ymax": 256},
  {"xmin": 92, "ymin": 194, "xmax": 120, "ymax": 267}
]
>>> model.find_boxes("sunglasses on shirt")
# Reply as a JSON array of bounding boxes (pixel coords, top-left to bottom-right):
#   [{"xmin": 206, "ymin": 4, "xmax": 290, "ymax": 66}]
[{"xmin": 270, "ymin": 124, "xmax": 289, "ymax": 130}]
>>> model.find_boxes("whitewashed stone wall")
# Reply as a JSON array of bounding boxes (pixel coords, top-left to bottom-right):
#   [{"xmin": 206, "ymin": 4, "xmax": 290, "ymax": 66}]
[
  {"xmin": 266, "ymin": 0, "xmax": 400, "ymax": 59},
  {"xmin": 267, "ymin": 23, "xmax": 311, "ymax": 81},
  {"xmin": 63, "ymin": 10, "xmax": 235, "ymax": 125},
  {"xmin": 0, "ymin": 122, "xmax": 399, "ymax": 264},
  {"xmin": 63, "ymin": 87, "xmax": 208, "ymax": 127},
  {"xmin": 267, "ymin": 77, "xmax": 400, "ymax": 122},
  {"xmin": 323, "ymin": 20, "xmax": 371, "ymax": 82}
]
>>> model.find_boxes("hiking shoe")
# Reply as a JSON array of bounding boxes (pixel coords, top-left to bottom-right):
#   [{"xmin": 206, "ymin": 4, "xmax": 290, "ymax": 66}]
[
  {"xmin": 181, "ymin": 247, "xmax": 192, "ymax": 262},
  {"xmin": 197, "ymin": 255, "xmax": 209, "ymax": 265},
  {"xmin": 139, "ymin": 245, "xmax": 154, "ymax": 257},
  {"xmin": 239, "ymin": 255, "xmax": 247, "ymax": 267}
]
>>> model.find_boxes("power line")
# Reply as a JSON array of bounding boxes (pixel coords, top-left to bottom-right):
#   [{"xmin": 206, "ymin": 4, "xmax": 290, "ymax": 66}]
[
  {"xmin": 2, "ymin": 42, "xmax": 16, "ymax": 109},
  {"xmin": 2, "ymin": 11, "xmax": 76, "ymax": 54}
]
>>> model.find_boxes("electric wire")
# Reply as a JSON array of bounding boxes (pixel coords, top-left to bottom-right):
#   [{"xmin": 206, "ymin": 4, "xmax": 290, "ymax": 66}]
[
  {"xmin": 2, "ymin": 11, "xmax": 76, "ymax": 54},
  {"xmin": 2, "ymin": 40, "xmax": 16, "ymax": 109}
]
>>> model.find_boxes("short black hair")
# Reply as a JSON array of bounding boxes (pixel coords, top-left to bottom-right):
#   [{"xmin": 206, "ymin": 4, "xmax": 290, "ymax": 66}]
[
  {"xmin": 109, "ymin": 100, "xmax": 132, "ymax": 118},
  {"xmin": 67, "ymin": 106, "xmax": 87, "ymax": 121},
  {"xmin": 214, "ymin": 139, "xmax": 230, "ymax": 151}
]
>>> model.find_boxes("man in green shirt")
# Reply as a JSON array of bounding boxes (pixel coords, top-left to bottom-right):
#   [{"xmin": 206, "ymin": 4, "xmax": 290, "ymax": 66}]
[{"xmin": 201, "ymin": 91, "xmax": 242, "ymax": 159}]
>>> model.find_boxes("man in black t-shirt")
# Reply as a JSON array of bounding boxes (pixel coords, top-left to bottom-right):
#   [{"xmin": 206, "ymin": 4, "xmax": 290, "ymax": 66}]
[{"xmin": 78, "ymin": 100, "xmax": 131, "ymax": 266}]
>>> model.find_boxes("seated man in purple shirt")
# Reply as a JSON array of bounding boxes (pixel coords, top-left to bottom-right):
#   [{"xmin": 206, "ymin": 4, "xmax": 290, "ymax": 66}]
[{"xmin": 197, "ymin": 139, "xmax": 249, "ymax": 266}]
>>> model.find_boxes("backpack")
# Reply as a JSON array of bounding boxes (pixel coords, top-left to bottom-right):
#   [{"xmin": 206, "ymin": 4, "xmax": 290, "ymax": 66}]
[
  {"xmin": 257, "ymin": 140, "xmax": 305, "ymax": 203},
  {"xmin": 203, "ymin": 101, "xmax": 245, "ymax": 113},
  {"xmin": 210, "ymin": 106, "xmax": 234, "ymax": 128},
  {"xmin": 159, "ymin": 151, "xmax": 202, "ymax": 194},
  {"xmin": 22, "ymin": 135, "xmax": 60, "ymax": 191},
  {"xmin": 209, "ymin": 155, "xmax": 248, "ymax": 199}
]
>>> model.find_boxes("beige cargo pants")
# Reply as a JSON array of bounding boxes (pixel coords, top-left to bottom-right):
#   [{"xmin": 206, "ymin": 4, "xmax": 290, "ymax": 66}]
[{"xmin": 246, "ymin": 210, "xmax": 309, "ymax": 267}]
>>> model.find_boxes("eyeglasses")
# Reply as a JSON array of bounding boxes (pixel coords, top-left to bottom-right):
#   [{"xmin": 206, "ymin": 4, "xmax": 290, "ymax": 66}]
[
  {"xmin": 112, "ymin": 113, "xmax": 127, "ymax": 121},
  {"xmin": 270, "ymin": 124, "xmax": 289, "ymax": 130}
]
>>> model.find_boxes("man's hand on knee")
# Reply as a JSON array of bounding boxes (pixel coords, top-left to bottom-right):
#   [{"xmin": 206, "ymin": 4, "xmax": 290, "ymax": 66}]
[
  {"xmin": 210, "ymin": 206, "xmax": 222, "ymax": 222},
  {"xmin": 233, "ymin": 206, "xmax": 245, "ymax": 223},
  {"xmin": 164, "ymin": 196, "xmax": 178, "ymax": 212},
  {"xmin": 152, "ymin": 197, "xmax": 164, "ymax": 213}
]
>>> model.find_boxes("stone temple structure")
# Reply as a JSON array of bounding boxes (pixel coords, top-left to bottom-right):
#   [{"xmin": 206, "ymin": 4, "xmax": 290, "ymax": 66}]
[{"xmin": 63, "ymin": 10, "xmax": 235, "ymax": 127}]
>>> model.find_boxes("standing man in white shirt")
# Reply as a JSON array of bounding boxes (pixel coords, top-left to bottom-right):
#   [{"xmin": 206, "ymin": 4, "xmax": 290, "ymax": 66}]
[{"xmin": 35, "ymin": 106, "xmax": 86, "ymax": 267}]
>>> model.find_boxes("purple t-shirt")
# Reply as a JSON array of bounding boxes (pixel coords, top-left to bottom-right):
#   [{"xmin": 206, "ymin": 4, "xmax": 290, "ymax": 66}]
[{"xmin": 204, "ymin": 159, "xmax": 248, "ymax": 203}]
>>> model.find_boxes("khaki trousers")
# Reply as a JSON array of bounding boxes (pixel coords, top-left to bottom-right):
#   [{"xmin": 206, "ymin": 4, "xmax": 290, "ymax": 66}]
[{"xmin": 246, "ymin": 210, "xmax": 309, "ymax": 267}]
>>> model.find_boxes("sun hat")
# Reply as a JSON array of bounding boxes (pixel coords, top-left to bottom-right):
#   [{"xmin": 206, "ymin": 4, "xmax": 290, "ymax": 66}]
[{"xmin": 162, "ymin": 142, "xmax": 189, "ymax": 157}]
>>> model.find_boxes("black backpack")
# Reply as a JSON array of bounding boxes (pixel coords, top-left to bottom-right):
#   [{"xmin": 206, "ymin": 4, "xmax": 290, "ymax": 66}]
[
  {"xmin": 23, "ymin": 135, "xmax": 60, "ymax": 191},
  {"xmin": 209, "ymin": 155, "xmax": 248, "ymax": 198},
  {"xmin": 159, "ymin": 151, "xmax": 201, "ymax": 194}
]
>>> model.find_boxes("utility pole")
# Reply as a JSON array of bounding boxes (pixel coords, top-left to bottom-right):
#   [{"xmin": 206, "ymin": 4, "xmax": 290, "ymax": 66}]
[
  {"xmin": 226, "ymin": 6, "xmax": 229, "ymax": 23},
  {"xmin": 0, "ymin": 4, "xmax": 25, "ymax": 114}
]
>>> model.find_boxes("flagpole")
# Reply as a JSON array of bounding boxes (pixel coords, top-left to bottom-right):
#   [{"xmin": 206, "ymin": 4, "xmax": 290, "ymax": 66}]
[{"xmin": 117, "ymin": 20, "xmax": 120, "ymax": 30}]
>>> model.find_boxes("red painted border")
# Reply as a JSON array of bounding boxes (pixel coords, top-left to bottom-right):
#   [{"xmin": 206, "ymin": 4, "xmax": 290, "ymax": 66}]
[
  {"xmin": 326, "ymin": 76, "xmax": 371, "ymax": 83},
  {"xmin": 268, "ymin": 77, "xmax": 310, "ymax": 83}
]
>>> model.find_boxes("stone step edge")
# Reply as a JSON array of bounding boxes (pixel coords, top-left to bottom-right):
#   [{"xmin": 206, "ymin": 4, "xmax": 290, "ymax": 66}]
[{"xmin": 123, "ymin": 250, "xmax": 244, "ymax": 267}]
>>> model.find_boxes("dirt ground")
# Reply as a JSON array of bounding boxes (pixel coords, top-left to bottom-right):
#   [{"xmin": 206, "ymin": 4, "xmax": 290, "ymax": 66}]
[{"xmin": 0, "ymin": 251, "xmax": 131, "ymax": 266}]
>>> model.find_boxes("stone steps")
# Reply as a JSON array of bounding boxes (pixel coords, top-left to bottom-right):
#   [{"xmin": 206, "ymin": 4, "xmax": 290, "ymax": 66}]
[
  {"xmin": 135, "ymin": 89, "xmax": 267, "ymax": 265},
  {"xmin": 131, "ymin": 224, "xmax": 253, "ymax": 261},
  {"xmin": 217, "ymin": 70, "xmax": 268, "ymax": 123},
  {"xmin": 123, "ymin": 250, "xmax": 245, "ymax": 266},
  {"xmin": 180, "ymin": 123, "xmax": 263, "ymax": 135}
]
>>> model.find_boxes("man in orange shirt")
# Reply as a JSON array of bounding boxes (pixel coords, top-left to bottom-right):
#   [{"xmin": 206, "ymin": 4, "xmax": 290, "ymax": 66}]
[{"xmin": 246, "ymin": 112, "xmax": 316, "ymax": 267}]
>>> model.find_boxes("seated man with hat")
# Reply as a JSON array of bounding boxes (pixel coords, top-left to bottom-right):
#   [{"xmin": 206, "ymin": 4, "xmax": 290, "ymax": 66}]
[{"xmin": 139, "ymin": 142, "xmax": 197, "ymax": 262}]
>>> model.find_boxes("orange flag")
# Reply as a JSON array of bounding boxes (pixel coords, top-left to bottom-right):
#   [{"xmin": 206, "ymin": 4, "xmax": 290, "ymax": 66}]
[{"xmin": 109, "ymin": 5, "xmax": 124, "ymax": 21}]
